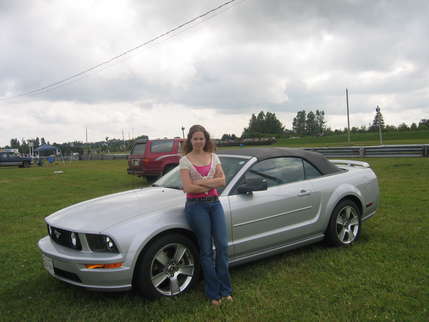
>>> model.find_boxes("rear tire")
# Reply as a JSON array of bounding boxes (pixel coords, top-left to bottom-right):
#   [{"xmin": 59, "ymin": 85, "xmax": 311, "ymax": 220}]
[
  {"xmin": 134, "ymin": 233, "xmax": 200, "ymax": 299},
  {"xmin": 327, "ymin": 199, "xmax": 361, "ymax": 246}
]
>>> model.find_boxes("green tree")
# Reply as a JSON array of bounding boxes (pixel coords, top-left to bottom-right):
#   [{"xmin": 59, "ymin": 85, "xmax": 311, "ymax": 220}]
[
  {"xmin": 370, "ymin": 108, "xmax": 385, "ymax": 131},
  {"xmin": 10, "ymin": 138, "xmax": 20, "ymax": 149},
  {"xmin": 315, "ymin": 110, "xmax": 326, "ymax": 135},
  {"xmin": 292, "ymin": 110, "xmax": 306, "ymax": 136},
  {"xmin": 242, "ymin": 110, "xmax": 285, "ymax": 138},
  {"xmin": 397, "ymin": 123, "xmax": 409, "ymax": 131},
  {"xmin": 306, "ymin": 111, "xmax": 316, "ymax": 136},
  {"xmin": 419, "ymin": 119, "xmax": 429, "ymax": 129}
]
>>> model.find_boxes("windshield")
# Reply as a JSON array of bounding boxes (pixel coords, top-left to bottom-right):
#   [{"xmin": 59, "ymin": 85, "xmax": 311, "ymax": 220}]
[
  {"xmin": 153, "ymin": 156, "xmax": 249, "ymax": 194},
  {"xmin": 131, "ymin": 143, "xmax": 146, "ymax": 155}
]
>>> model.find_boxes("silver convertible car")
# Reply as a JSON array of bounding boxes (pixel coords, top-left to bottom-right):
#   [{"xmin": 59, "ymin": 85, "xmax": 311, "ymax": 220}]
[{"xmin": 38, "ymin": 148, "xmax": 379, "ymax": 298}]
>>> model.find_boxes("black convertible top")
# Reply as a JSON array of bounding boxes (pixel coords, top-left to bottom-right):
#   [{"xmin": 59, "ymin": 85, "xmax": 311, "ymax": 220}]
[{"xmin": 218, "ymin": 147, "xmax": 340, "ymax": 175}]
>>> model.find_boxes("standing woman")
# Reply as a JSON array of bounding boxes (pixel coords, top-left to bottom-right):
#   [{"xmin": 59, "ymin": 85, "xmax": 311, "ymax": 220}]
[{"xmin": 179, "ymin": 125, "xmax": 233, "ymax": 305}]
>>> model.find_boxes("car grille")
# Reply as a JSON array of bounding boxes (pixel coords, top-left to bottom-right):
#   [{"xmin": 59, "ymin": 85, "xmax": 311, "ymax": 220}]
[
  {"xmin": 54, "ymin": 267, "xmax": 82, "ymax": 283},
  {"xmin": 48, "ymin": 225, "xmax": 82, "ymax": 250}
]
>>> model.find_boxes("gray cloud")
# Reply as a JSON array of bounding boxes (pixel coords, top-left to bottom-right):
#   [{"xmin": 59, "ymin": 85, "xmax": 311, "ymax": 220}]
[{"xmin": 0, "ymin": 0, "xmax": 428, "ymax": 145}]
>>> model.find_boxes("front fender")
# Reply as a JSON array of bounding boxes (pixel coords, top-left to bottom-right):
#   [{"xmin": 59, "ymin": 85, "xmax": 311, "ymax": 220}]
[{"xmin": 104, "ymin": 208, "xmax": 192, "ymax": 274}]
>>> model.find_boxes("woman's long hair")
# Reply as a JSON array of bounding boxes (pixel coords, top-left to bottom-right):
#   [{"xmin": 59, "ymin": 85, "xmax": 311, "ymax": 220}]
[{"xmin": 183, "ymin": 125, "xmax": 216, "ymax": 154}]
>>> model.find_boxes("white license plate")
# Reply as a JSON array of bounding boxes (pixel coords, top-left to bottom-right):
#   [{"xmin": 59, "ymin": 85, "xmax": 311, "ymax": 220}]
[
  {"xmin": 42, "ymin": 254, "xmax": 54, "ymax": 275},
  {"xmin": 133, "ymin": 159, "xmax": 139, "ymax": 166}
]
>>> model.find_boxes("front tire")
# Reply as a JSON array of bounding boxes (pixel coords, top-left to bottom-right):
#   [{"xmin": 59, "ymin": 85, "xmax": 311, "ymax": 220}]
[
  {"xmin": 327, "ymin": 199, "xmax": 361, "ymax": 246},
  {"xmin": 134, "ymin": 233, "xmax": 200, "ymax": 299}
]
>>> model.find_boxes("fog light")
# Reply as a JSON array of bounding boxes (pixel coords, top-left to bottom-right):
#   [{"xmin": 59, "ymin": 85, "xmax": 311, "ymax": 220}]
[{"xmin": 85, "ymin": 262, "xmax": 123, "ymax": 269}]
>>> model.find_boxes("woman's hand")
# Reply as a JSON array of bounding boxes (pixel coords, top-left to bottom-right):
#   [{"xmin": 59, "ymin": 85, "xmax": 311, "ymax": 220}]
[{"xmin": 192, "ymin": 179, "xmax": 206, "ymax": 186}]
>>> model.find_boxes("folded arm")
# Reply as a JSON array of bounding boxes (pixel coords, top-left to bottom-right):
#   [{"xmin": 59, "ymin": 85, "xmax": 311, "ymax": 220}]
[
  {"xmin": 180, "ymin": 169, "xmax": 211, "ymax": 193},
  {"xmin": 193, "ymin": 164, "xmax": 226, "ymax": 189}
]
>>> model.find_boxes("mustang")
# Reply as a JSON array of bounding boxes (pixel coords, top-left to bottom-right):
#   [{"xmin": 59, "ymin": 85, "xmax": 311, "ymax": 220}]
[{"xmin": 38, "ymin": 148, "xmax": 379, "ymax": 298}]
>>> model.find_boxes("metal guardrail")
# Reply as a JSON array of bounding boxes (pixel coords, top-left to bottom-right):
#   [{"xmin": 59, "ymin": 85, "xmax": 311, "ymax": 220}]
[
  {"xmin": 49, "ymin": 144, "xmax": 428, "ymax": 161},
  {"xmin": 79, "ymin": 154, "xmax": 128, "ymax": 160},
  {"xmin": 304, "ymin": 144, "xmax": 429, "ymax": 158}
]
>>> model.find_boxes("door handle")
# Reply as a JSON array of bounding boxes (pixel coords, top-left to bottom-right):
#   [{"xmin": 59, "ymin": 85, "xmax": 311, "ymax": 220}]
[{"xmin": 298, "ymin": 189, "xmax": 311, "ymax": 197}]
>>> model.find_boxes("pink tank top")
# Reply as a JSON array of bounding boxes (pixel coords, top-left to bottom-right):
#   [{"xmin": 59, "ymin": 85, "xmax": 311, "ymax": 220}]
[{"xmin": 186, "ymin": 164, "xmax": 219, "ymax": 199}]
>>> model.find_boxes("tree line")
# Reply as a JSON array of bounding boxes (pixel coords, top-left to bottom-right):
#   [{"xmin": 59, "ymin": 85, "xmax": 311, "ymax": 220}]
[
  {"xmin": 4, "ymin": 111, "xmax": 429, "ymax": 154},
  {"xmin": 223, "ymin": 110, "xmax": 429, "ymax": 139}
]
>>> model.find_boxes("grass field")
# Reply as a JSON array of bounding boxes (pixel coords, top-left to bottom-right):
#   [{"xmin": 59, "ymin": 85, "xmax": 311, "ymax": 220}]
[
  {"xmin": 273, "ymin": 130, "xmax": 429, "ymax": 147},
  {"xmin": 0, "ymin": 158, "xmax": 428, "ymax": 321}
]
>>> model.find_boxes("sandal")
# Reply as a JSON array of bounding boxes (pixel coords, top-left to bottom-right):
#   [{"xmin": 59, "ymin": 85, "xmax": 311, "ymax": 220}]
[{"xmin": 222, "ymin": 295, "xmax": 233, "ymax": 301}]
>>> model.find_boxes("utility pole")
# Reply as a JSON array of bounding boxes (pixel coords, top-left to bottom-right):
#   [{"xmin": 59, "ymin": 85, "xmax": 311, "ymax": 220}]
[
  {"xmin": 346, "ymin": 88, "xmax": 351, "ymax": 144},
  {"xmin": 122, "ymin": 129, "xmax": 125, "ymax": 151},
  {"xmin": 181, "ymin": 126, "xmax": 185, "ymax": 139},
  {"xmin": 376, "ymin": 105, "xmax": 383, "ymax": 145},
  {"xmin": 85, "ymin": 127, "xmax": 88, "ymax": 143}
]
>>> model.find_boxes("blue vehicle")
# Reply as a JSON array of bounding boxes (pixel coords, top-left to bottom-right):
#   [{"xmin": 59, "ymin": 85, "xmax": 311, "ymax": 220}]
[{"xmin": 0, "ymin": 151, "xmax": 32, "ymax": 167}]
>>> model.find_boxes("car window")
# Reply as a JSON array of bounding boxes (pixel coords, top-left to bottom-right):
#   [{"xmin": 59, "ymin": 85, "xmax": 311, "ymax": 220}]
[
  {"xmin": 245, "ymin": 157, "xmax": 305, "ymax": 187},
  {"xmin": 150, "ymin": 140, "xmax": 174, "ymax": 153},
  {"xmin": 0, "ymin": 153, "xmax": 6, "ymax": 159},
  {"xmin": 131, "ymin": 143, "xmax": 146, "ymax": 155},
  {"xmin": 154, "ymin": 156, "xmax": 248, "ymax": 194},
  {"xmin": 303, "ymin": 160, "xmax": 321, "ymax": 179}
]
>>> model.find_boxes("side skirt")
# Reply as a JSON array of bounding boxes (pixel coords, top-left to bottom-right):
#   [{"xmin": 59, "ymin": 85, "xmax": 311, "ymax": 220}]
[{"xmin": 229, "ymin": 234, "xmax": 325, "ymax": 267}]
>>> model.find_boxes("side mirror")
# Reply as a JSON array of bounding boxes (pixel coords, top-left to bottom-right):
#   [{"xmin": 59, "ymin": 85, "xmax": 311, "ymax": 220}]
[{"xmin": 237, "ymin": 178, "xmax": 268, "ymax": 194}]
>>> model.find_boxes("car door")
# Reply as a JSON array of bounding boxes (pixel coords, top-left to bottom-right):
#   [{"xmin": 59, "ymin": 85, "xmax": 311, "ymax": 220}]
[{"xmin": 228, "ymin": 157, "xmax": 318, "ymax": 257}]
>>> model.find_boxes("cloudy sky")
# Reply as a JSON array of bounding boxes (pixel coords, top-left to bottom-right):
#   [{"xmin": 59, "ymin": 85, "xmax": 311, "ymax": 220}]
[{"xmin": 1, "ymin": 0, "xmax": 428, "ymax": 146}]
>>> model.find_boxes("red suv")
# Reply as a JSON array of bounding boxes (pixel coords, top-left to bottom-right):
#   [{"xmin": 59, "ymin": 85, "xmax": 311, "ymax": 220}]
[{"xmin": 127, "ymin": 138, "xmax": 184, "ymax": 180}]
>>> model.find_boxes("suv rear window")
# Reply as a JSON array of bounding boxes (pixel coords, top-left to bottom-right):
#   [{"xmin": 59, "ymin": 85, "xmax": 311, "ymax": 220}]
[
  {"xmin": 150, "ymin": 140, "xmax": 174, "ymax": 153},
  {"xmin": 132, "ymin": 143, "xmax": 147, "ymax": 155}
]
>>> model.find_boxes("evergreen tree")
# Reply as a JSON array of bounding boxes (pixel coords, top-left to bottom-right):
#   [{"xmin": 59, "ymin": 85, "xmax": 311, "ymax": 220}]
[{"xmin": 371, "ymin": 107, "xmax": 385, "ymax": 131}]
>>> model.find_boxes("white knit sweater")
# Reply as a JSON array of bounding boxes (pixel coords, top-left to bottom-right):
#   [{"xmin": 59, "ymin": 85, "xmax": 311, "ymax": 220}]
[{"xmin": 178, "ymin": 153, "xmax": 221, "ymax": 181}]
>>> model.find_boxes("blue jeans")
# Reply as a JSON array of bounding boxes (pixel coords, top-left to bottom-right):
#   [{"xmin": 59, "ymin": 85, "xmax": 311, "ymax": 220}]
[{"xmin": 185, "ymin": 200, "xmax": 232, "ymax": 300}]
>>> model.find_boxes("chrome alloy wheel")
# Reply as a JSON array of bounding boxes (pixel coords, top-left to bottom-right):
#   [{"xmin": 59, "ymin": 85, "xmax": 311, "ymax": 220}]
[
  {"xmin": 336, "ymin": 205, "xmax": 360, "ymax": 244},
  {"xmin": 150, "ymin": 243, "xmax": 195, "ymax": 296}
]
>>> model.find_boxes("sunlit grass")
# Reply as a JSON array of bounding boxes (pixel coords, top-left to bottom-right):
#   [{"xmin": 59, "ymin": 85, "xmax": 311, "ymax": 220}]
[{"xmin": 0, "ymin": 159, "xmax": 428, "ymax": 321}]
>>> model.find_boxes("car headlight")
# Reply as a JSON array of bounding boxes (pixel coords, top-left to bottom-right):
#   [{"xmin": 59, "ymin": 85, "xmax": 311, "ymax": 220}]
[
  {"xmin": 70, "ymin": 232, "xmax": 77, "ymax": 247},
  {"xmin": 86, "ymin": 234, "xmax": 119, "ymax": 253}
]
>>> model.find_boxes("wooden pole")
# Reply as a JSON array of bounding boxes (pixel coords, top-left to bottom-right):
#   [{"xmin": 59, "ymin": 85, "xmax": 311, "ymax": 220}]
[{"xmin": 346, "ymin": 88, "xmax": 351, "ymax": 144}]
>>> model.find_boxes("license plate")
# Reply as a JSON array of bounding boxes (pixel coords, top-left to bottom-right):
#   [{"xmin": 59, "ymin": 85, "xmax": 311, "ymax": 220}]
[
  {"xmin": 133, "ymin": 159, "xmax": 139, "ymax": 166},
  {"xmin": 42, "ymin": 254, "xmax": 54, "ymax": 275}
]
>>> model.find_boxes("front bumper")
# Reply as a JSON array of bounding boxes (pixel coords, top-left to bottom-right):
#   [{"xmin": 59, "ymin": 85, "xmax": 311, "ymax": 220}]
[{"xmin": 38, "ymin": 236, "xmax": 132, "ymax": 291}]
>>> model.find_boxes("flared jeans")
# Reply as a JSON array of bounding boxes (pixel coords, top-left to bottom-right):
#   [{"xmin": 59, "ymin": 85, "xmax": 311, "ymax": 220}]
[{"xmin": 185, "ymin": 199, "xmax": 232, "ymax": 300}]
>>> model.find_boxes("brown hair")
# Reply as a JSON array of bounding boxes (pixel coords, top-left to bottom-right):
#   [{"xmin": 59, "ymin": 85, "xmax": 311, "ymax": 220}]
[{"xmin": 183, "ymin": 124, "xmax": 216, "ymax": 154}]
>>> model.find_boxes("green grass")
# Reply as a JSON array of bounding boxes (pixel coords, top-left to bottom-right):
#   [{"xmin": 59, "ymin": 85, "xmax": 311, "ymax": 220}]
[
  {"xmin": 0, "ymin": 159, "xmax": 428, "ymax": 321},
  {"xmin": 273, "ymin": 130, "xmax": 429, "ymax": 147}
]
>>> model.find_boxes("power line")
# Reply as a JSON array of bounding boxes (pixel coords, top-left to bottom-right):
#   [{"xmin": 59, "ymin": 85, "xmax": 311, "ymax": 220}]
[
  {"xmin": 0, "ymin": 0, "xmax": 239, "ymax": 101},
  {"xmin": 7, "ymin": 0, "xmax": 243, "ymax": 101}
]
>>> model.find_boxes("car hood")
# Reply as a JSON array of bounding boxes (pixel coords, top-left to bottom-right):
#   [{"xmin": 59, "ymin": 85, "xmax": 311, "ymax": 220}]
[{"xmin": 45, "ymin": 187, "xmax": 185, "ymax": 233}]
